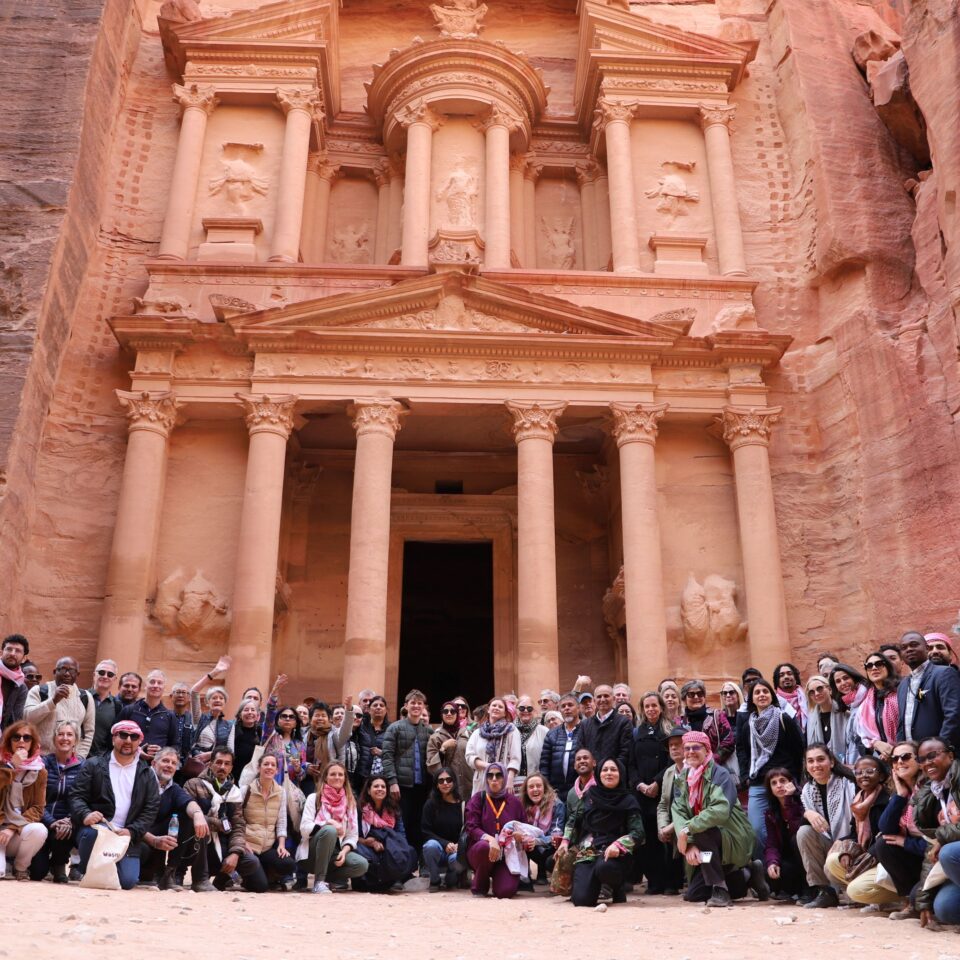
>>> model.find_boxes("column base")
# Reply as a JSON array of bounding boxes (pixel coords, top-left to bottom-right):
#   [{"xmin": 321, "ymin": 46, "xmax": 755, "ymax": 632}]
[{"xmin": 267, "ymin": 254, "xmax": 298, "ymax": 264}]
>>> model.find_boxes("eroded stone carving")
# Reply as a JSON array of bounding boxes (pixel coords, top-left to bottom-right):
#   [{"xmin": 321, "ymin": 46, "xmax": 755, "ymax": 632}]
[
  {"xmin": 132, "ymin": 295, "xmax": 196, "ymax": 318},
  {"xmin": 438, "ymin": 161, "xmax": 480, "ymax": 229},
  {"xmin": 153, "ymin": 569, "xmax": 231, "ymax": 646},
  {"xmin": 208, "ymin": 143, "xmax": 269, "ymax": 213},
  {"xmin": 159, "ymin": 0, "xmax": 202, "ymax": 22},
  {"xmin": 649, "ymin": 306, "xmax": 697, "ymax": 329},
  {"xmin": 430, "ymin": 0, "xmax": 487, "ymax": 39},
  {"xmin": 329, "ymin": 223, "xmax": 371, "ymax": 263},
  {"xmin": 710, "ymin": 303, "xmax": 758, "ymax": 332},
  {"xmin": 540, "ymin": 217, "xmax": 576, "ymax": 270},
  {"xmin": 680, "ymin": 573, "xmax": 748, "ymax": 652},
  {"xmin": 354, "ymin": 294, "xmax": 528, "ymax": 332},
  {"xmin": 645, "ymin": 173, "xmax": 700, "ymax": 221}
]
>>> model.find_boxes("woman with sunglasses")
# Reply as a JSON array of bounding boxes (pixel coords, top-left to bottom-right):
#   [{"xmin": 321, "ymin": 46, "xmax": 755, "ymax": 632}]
[
  {"xmin": 804, "ymin": 674, "xmax": 856, "ymax": 765},
  {"xmin": 911, "ymin": 737, "xmax": 960, "ymax": 927},
  {"xmin": 720, "ymin": 682, "xmax": 744, "ymax": 724},
  {"xmin": 857, "ymin": 651, "xmax": 900, "ymax": 761},
  {"xmin": 515, "ymin": 696, "xmax": 547, "ymax": 793},
  {"xmin": 680, "ymin": 680, "xmax": 734, "ymax": 764},
  {"xmin": 0, "ymin": 721, "xmax": 48, "ymax": 880},
  {"xmin": 463, "ymin": 762, "xmax": 528, "ymax": 897},
  {"xmin": 261, "ymin": 705, "xmax": 306, "ymax": 786},
  {"xmin": 828, "ymin": 663, "xmax": 870, "ymax": 759},
  {"xmin": 421, "ymin": 765, "xmax": 465, "ymax": 889},
  {"xmin": 427, "ymin": 701, "xmax": 472, "ymax": 799},
  {"xmin": 466, "ymin": 697, "xmax": 521, "ymax": 796}
]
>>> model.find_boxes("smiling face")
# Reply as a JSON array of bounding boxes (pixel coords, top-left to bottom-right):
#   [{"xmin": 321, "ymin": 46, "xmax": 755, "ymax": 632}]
[
  {"xmin": 863, "ymin": 656, "xmax": 890, "ymax": 686},
  {"xmin": 617, "ymin": 703, "xmax": 634, "ymax": 722},
  {"xmin": 594, "ymin": 686, "xmax": 614, "ymax": 713},
  {"xmin": 683, "ymin": 742, "xmax": 707, "ymax": 768},
  {"xmin": 525, "ymin": 775, "xmax": 544, "ymax": 804},
  {"xmin": 54, "ymin": 723, "xmax": 78, "ymax": 756},
  {"xmin": 574, "ymin": 749, "xmax": 595, "ymax": 777},
  {"xmin": 368, "ymin": 777, "xmax": 388, "ymax": 804},
  {"xmin": 891, "ymin": 745, "xmax": 919, "ymax": 780},
  {"xmin": 487, "ymin": 698, "xmax": 506, "ymax": 722},
  {"xmin": 406, "ymin": 697, "xmax": 425, "ymax": 722},
  {"xmin": 683, "ymin": 686, "xmax": 706, "ymax": 711},
  {"xmin": 808, "ymin": 680, "xmax": 831, "ymax": 708},
  {"xmin": 919, "ymin": 740, "xmax": 955, "ymax": 782},
  {"xmin": 642, "ymin": 695, "xmax": 662, "ymax": 724},
  {"xmin": 145, "ymin": 671, "xmax": 165, "ymax": 703},
  {"xmin": 598, "ymin": 760, "xmax": 620, "ymax": 788},
  {"xmin": 325, "ymin": 764, "xmax": 346, "ymax": 789},
  {"xmin": 854, "ymin": 758, "xmax": 884, "ymax": 791},
  {"xmin": 240, "ymin": 702, "xmax": 259, "ymax": 726},
  {"xmin": 805, "ymin": 747, "xmax": 834, "ymax": 784},
  {"xmin": 721, "ymin": 687, "xmax": 740, "ymax": 710},
  {"xmin": 208, "ymin": 690, "xmax": 227, "ymax": 713},
  {"xmin": 777, "ymin": 669, "xmax": 798, "ymax": 692},
  {"xmin": 833, "ymin": 670, "xmax": 854, "ymax": 695},
  {"xmin": 661, "ymin": 687, "xmax": 679, "ymax": 713},
  {"xmin": 119, "ymin": 674, "xmax": 141, "ymax": 702},
  {"xmin": 0, "ymin": 640, "xmax": 25, "ymax": 671},
  {"xmin": 154, "ymin": 751, "xmax": 179, "ymax": 783},
  {"xmin": 93, "ymin": 660, "xmax": 116, "ymax": 693},
  {"xmin": 310, "ymin": 709, "xmax": 329, "ymax": 733},
  {"xmin": 259, "ymin": 754, "xmax": 279, "ymax": 779}
]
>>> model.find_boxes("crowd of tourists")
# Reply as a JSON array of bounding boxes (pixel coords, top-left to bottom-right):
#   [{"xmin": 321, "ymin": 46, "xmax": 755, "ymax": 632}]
[{"xmin": 2, "ymin": 629, "xmax": 960, "ymax": 932}]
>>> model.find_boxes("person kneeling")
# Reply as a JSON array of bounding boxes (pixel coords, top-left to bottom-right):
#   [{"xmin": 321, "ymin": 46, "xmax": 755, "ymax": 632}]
[
  {"xmin": 672, "ymin": 731, "xmax": 764, "ymax": 907},
  {"xmin": 559, "ymin": 759, "xmax": 642, "ymax": 907},
  {"xmin": 354, "ymin": 774, "xmax": 417, "ymax": 892}
]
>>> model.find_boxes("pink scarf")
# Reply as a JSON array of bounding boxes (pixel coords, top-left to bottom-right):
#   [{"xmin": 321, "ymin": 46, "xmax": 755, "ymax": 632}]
[
  {"xmin": 317, "ymin": 783, "xmax": 348, "ymax": 825},
  {"xmin": 530, "ymin": 799, "xmax": 555, "ymax": 831},
  {"xmin": 685, "ymin": 751, "xmax": 714, "ymax": 815},
  {"xmin": 858, "ymin": 686, "xmax": 900, "ymax": 748},
  {"xmin": 0, "ymin": 749, "xmax": 44, "ymax": 772},
  {"xmin": 778, "ymin": 688, "xmax": 807, "ymax": 728},
  {"xmin": 842, "ymin": 684, "xmax": 869, "ymax": 709},
  {"xmin": 0, "ymin": 662, "xmax": 25, "ymax": 719},
  {"xmin": 574, "ymin": 775, "xmax": 596, "ymax": 799},
  {"xmin": 851, "ymin": 787, "xmax": 881, "ymax": 848},
  {"xmin": 362, "ymin": 803, "xmax": 396, "ymax": 830}
]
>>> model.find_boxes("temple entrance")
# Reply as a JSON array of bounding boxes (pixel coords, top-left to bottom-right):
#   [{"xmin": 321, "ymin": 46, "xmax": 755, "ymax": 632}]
[{"xmin": 397, "ymin": 540, "xmax": 494, "ymax": 713}]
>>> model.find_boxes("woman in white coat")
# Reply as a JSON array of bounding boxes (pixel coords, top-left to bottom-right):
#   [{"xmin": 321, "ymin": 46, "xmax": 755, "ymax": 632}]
[{"xmin": 465, "ymin": 697, "xmax": 521, "ymax": 795}]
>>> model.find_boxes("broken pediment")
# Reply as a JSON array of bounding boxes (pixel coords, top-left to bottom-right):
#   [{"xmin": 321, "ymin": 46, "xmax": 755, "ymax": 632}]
[{"xmin": 161, "ymin": 0, "xmax": 334, "ymax": 44}]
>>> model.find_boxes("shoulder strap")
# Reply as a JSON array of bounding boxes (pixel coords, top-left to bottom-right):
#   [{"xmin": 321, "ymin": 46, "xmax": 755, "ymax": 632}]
[
  {"xmin": 80, "ymin": 689, "xmax": 89, "ymax": 709},
  {"xmin": 39, "ymin": 683, "xmax": 49, "ymax": 702}
]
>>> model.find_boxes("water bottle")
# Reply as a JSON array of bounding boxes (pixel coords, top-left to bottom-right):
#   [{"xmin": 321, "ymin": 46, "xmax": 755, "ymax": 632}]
[{"xmin": 167, "ymin": 813, "xmax": 179, "ymax": 840}]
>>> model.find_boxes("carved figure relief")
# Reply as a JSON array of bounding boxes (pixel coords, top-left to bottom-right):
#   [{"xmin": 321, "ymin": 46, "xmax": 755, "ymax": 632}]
[
  {"xmin": 679, "ymin": 573, "xmax": 748, "ymax": 652},
  {"xmin": 540, "ymin": 217, "xmax": 576, "ymax": 270},
  {"xmin": 208, "ymin": 143, "xmax": 269, "ymax": 214},
  {"xmin": 645, "ymin": 173, "xmax": 700, "ymax": 222},
  {"xmin": 437, "ymin": 161, "xmax": 480, "ymax": 229},
  {"xmin": 353, "ymin": 294, "xmax": 528, "ymax": 333},
  {"xmin": 429, "ymin": 0, "xmax": 487, "ymax": 39},
  {"xmin": 329, "ymin": 223, "xmax": 371, "ymax": 263},
  {"xmin": 153, "ymin": 569, "xmax": 231, "ymax": 646}
]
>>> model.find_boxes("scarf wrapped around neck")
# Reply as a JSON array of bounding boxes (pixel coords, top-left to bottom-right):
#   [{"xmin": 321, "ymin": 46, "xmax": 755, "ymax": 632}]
[
  {"xmin": 842, "ymin": 684, "xmax": 869, "ymax": 709},
  {"xmin": 685, "ymin": 753, "xmax": 715, "ymax": 815},
  {"xmin": 857, "ymin": 686, "xmax": 900, "ymax": 748},
  {"xmin": 478, "ymin": 718, "xmax": 515, "ymax": 764},
  {"xmin": 318, "ymin": 782, "xmax": 348, "ymax": 825},
  {"xmin": 362, "ymin": 802, "xmax": 396, "ymax": 830},
  {"xmin": 778, "ymin": 688, "xmax": 807, "ymax": 728},
  {"xmin": 0, "ymin": 662, "xmax": 25, "ymax": 721},
  {"xmin": 851, "ymin": 786, "xmax": 883, "ymax": 848},
  {"xmin": 801, "ymin": 774, "xmax": 854, "ymax": 841},
  {"xmin": 0, "ymin": 749, "xmax": 44, "ymax": 772},
  {"xmin": 748, "ymin": 706, "xmax": 782, "ymax": 779},
  {"xmin": 574, "ymin": 775, "xmax": 596, "ymax": 799}
]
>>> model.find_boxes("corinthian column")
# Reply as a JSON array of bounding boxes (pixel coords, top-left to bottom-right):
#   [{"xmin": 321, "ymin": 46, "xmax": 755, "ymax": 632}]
[
  {"xmin": 720, "ymin": 406, "xmax": 790, "ymax": 667},
  {"xmin": 342, "ymin": 399, "xmax": 406, "ymax": 700},
  {"xmin": 610, "ymin": 402, "xmax": 669, "ymax": 690},
  {"xmin": 506, "ymin": 400, "xmax": 567, "ymax": 696},
  {"xmin": 699, "ymin": 104, "xmax": 748, "ymax": 277},
  {"xmin": 596, "ymin": 99, "xmax": 640, "ymax": 273},
  {"xmin": 480, "ymin": 105, "xmax": 520, "ymax": 269},
  {"xmin": 386, "ymin": 155, "xmax": 404, "ymax": 261},
  {"xmin": 157, "ymin": 84, "xmax": 219, "ymax": 260},
  {"xmin": 227, "ymin": 394, "xmax": 297, "ymax": 700},
  {"xmin": 270, "ymin": 88, "xmax": 322, "ymax": 263},
  {"xmin": 98, "ymin": 391, "xmax": 182, "ymax": 670},
  {"xmin": 397, "ymin": 101, "xmax": 442, "ymax": 267}
]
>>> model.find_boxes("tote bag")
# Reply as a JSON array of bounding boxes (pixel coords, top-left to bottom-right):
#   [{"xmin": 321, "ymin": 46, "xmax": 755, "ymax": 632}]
[{"xmin": 79, "ymin": 825, "xmax": 131, "ymax": 890}]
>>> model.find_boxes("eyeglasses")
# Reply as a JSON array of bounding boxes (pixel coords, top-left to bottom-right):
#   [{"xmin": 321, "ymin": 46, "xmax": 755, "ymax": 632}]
[
  {"xmin": 436, "ymin": 777, "xmax": 454, "ymax": 784},
  {"xmin": 486, "ymin": 772, "xmax": 504, "ymax": 780},
  {"xmin": 441, "ymin": 708, "xmax": 457, "ymax": 715},
  {"xmin": 11, "ymin": 733, "xmax": 32, "ymax": 742},
  {"xmin": 892, "ymin": 753, "xmax": 915, "ymax": 763},
  {"xmin": 517, "ymin": 706, "xmax": 535, "ymax": 713},
  {"xmin": 864, "ymin": 661, "xmax": 886, "ymax": 670},
  {"xmin": 919, "ymin": 749, "xmax": 948, "ymax": 763},
  {"xmin": 23, "ymin": 673, "xmax": 41, "ymax": 681},
  {"xmin": 115, "ymin": 731, "xmax": 142, "ymax": 741},
  {"xmin": 809, "ymin": 685, "xmax": 827, "ymax": 694},
  {"xmin": 682, "ymin": 746, "xmax": 705, "ymax": 753},
  {"xmin": 96, "ymin": 669, "xmax": 117, "ymax": 678}
]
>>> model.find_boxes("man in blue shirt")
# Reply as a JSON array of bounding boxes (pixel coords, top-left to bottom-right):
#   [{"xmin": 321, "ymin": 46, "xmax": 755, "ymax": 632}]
[{"xmin": 118, "ymin": 669, "xmax": 181, "ymax": 759}]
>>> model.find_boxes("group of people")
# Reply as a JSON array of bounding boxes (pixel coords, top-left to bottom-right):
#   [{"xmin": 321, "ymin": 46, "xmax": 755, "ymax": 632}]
[{"xmin": 2, "ymin": 628, "xmax": 960, "ymax": 931}]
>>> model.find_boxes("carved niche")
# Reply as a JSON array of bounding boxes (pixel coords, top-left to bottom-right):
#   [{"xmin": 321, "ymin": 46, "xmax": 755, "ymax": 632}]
[
  {"xmin": 437, "ymin": 159, "xmax": 480, "ymax": 229},
  {"xmin": 679, "ymin": 573, "xmax": 748, "ymax": 652},
  {"xmin": 153, "ymin": 569, "xmax": 231, "ymax": 647}
]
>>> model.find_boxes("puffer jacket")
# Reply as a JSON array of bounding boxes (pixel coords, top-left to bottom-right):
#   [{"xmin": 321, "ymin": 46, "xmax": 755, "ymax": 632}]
[
  {"xmin": 240, "ymin": 778, "xmax": 287, "ymax": 853},
  {"xmin": 381, "ymin": 718, "xmax": 434, "ymax": 789},
  {"xmin": 40, "ymin": 753, "xmax": 85, "ymax": 825},
  {"xmin": 539, "ymin": 723, "xmax": 581, "ymax": 795}
]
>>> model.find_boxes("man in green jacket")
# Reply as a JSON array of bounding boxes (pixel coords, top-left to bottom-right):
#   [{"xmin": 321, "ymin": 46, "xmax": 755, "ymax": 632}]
[{"xmin": 671, "ymin": 730, "xmax": 766, "ymax": 907}]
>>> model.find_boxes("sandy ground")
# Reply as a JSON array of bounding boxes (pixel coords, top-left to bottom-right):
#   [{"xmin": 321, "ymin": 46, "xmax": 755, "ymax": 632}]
[{"xmin": 4, "ymin": 882, "xmax": 951, "ymax": 959}]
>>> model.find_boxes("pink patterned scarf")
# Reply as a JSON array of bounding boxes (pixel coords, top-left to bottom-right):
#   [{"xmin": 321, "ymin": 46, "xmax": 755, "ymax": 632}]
[
  {"xmin": 362, "ymin": 802, "xmax": 396, "ymax": 830},
  {"xmin": 857, "ymin": 686, "xmax": 899, "ymax": 748},
  {"xmin": 317, "ymin": 782, "xmax": 347, "ymax": 825},
  {"xmin": 0, "ymin": 662, "xmax": 25, "ymax": 720}
]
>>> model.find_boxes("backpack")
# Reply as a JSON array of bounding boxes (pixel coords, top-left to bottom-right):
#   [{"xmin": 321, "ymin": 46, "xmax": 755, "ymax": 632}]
[{"xmin": 38, "ymin": 683, "xmax": 89, "ymax": 709}]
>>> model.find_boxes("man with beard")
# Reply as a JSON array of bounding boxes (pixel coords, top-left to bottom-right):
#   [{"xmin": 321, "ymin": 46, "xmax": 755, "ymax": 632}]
[
  {"xmin": 925, "ymin": 632, "xmax": 957, "ymax": 668},
  {"xmin": 0, "ymin": 634, "xmax": 28, "ymax": 730},
  {"xmin": 773, "ymin": 663, "xmax": 806, "ymax": 731},
  {"xmin": 117, "ymin": 672, "xmax": 142, "ymax": 708}
]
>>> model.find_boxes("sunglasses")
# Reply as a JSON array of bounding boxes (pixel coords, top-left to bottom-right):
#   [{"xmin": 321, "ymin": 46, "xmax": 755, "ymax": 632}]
[
  {"xmin": 11, "ymin": 733, "xmax": 32, "ymax": 742},
  {"xmin": 864, "ymin": 661, "xmax": 886, "ymax": 670},
  {"xmin": 278, "ymin": 713, "xmax": 296, "ymax": 720},
  {"xmin": 24, "ymin": 673, "xmax": 41, "ymax": 681},
  {"xmin": 441, "ymin": 708, "xmax": 457, "ymax": 715},
  {"xmin": 436, "ymin": 776, "xmax": 454, "ymax": 784},
  {"xmin": 809, "ymin": 685, "xmax": 827, "ymax": 694},
  {"xmin": 919, "ymin": 749, "xmax": 948, "ymax": 763},
  {"xmin": 97, "ymin": 669, "xmax": 117, "ymax": 678},
  {"xmin": 892, "ymin": 753, "xmax": 915, "ymax": 763},
  {"xmin": 517, "ymin": 706, "xmax": 535, "ymax": 713},
  {"xmin": 115, "ymin": 731, "xmax": 142, "ymax": 741},
  {"xmin": 486, "ymin": 772, "xmax": 504, "ymax": 779},
  {"xmin": 455, "ymin": 704, "xmax": 467, "ymax": 710},
  {"xmin": 685, "ymin": 691, "xmax": 705, "ymax": 699}
]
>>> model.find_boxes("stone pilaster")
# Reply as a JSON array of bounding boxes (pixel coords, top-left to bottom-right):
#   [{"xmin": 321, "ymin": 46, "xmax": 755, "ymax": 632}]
[{"xmin": 699, "ymin": 104, "xmax": 747, "ymax": 277}]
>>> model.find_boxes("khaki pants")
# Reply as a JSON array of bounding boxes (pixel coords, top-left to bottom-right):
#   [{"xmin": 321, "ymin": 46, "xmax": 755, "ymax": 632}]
[{"xmin": 825, "ymin": 852, "xmax": 901, "ymax": 905}]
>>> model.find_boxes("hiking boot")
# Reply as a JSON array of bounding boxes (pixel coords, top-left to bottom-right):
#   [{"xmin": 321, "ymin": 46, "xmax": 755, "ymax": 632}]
[
  {"xmin": 52, "ymin": 865, "xmax": 68, "ymax": 885},
  {"xmin": 804, "ymin": 886, "xmax": 839, "ymax": 909},
  {"xmin": 707, "ymin": 886, "xmax": 732, "ymax": 908},
  {"xmin": 748, "ymin": 859, "xmax": 771, "ymax": 901},
  {"xmin": 191, "ymin": 879, "xmax": 216, "ymax": 892}
]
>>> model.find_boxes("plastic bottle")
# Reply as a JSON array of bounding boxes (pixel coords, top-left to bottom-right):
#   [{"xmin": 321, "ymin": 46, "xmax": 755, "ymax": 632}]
[{"xmin": 167, "ymin": 813, "xmax": 179, "ymax": 840}]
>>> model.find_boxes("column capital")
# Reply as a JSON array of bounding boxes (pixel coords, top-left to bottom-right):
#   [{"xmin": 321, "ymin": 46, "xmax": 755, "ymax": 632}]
[
  {"xmin": 610, "ymin": 402, "xmax": 668, "ymax": 447},
  {"xmin": 698, "ymin": 102, "xmax": 737, "ymax": 130},
  {"xmin": 372, "ymin": 158, "xmax": 392, "ymax": 188},
  {"xmin": 522, "ymin": 154, "xmax": 543, "ymax": 183},
  {"xmin": 575, "ymin": 159, "xmax": 601, "ymax": 187},
  {"xmin": 307, "ymin": 153, "xmax": 341, "ymax": 181},
  {"xmin": 477, "ymin": 104, "xmax": 523, "ymax": 134},
  {"xmin": 720, "ymin": 405, "xmax": 782, "ymax": 450},
  {"xmin": 276, "ymin": 87, "xmax": 323, "ymax": 120},
  {"xmin": 348, "ymin": 398, "xmax": 407, "ymax": 439},
  {"xmin": 505, "ymin": 400, "xmax": 567, "ymax": 443},
  {"xmin": 117, "ymin": 390, "xmax": 182, "ymax": 438},
  {"xmin": 172, "ymin": 82, "xmax": 219, "ymax": 116},
  {"xmin": 509, "ymin": 153, "xmax": 529, "ymax": 174},
  {"xmin": 594, "ymin": 97, "xmax": 637, "ymax": 129},
  {"xmin": 237, "ymin": 393, "xmax": 297, "ymax": 438},
  {"xmin": 395, "ymin": 99, "xmax": 444, "ymax": 131}
]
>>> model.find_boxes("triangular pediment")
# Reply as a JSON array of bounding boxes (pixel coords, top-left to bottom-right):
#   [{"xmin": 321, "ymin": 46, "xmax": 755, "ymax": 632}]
[
  {"xmin": 227, "ymin": 271, "xmax": 682, "ymax": 342},
  {"xmin": 162, "ymin": 0, "xmax": 333, "ymax": 44}
]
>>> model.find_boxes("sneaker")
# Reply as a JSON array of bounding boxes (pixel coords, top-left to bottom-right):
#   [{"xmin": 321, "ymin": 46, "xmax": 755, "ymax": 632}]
[
  {"xmin": 707, "ymin": 886, "xmax": 732, "ymax": 908},
  {"xmin": 860, "ymin": 903, "xmax": 882, "ymax": 914},
  {"xmin": 312, "ymin": 881, "xmax": 332, "ymax": 894},
  {"xmin": 804, "ymin": 887, "xmax": 839, "ymax": 909},
  {"xmin": 773, "ymin": 890, "xmax": 793, "ymax": 902},
  {"xmin": 747, "ymin": 860, "xmax": 770, "ymax": 901},
  {"xmin": 889, "ymin": 905, "xmax": 919, "ymax": 921},
  {"xmin": 68, "ymin": 866, "xmax": 83, "ymax": 883},
  {"xmin": 191, "ymin": 879, "xmax": 216, "ymax": 892}
]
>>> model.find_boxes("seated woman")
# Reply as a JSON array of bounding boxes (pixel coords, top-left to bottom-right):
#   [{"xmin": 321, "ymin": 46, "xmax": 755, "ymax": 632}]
[
  {"xmin": 519, "ymin": 772, "xmax": 564, "ymax": 886},
  {"xmin": 463, "ymin": 762, "xmax": 529, "ymax": 898},
  {"xmin": 297, "ymin": 760, "xmax": 368, "ymax": 894},
  {"xmin": 670, "ymin": 731, "xmax": 759, "ymax": 907},
  {"xmin": 872, "ymin": 741, "xmax": 927, "ymax": 919},
  {"xmin": 0, "ymin": 721, "xmax": 48, "ymax": 880},
  {"xmin": 796, "ymin": 743, "xmax": 856, "ymax": 909},
  {"xmin": 30, "ymin": 719, "xmax": 84, "ymax": 882},
  {"xmin": 763, "ymin": 767, "xmax": 808, "ymax": 902},
  {"xmin": 239, "ymin": 753, "xmax": 295, "ymax": 891},
  {"xmin": 421, "ymin": 765, "xmax": 465, "ymax": 890},
  {"xmin": 354, "ymin": 774, "xmax": 417, "ymax": 892},
  {"xmin": 560, "ymin": 758, "xmax": 642, "ymax": 907}
]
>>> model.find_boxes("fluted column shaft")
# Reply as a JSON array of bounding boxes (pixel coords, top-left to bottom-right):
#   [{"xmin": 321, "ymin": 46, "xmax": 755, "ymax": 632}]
[
  {"xmin": 157, "ymin": 84, "xmax": 219, "ymax": 260},
  {"xmin": 597, "ymin": 99, "xmax": 641, "ymax": 273},
  {"xmin": 342, "ymin": 400, "xmax": 406, "ymax": 699},
  {"xmin": 270, "ymin": 89, "xmax": 322, "ymax": 263},
  {"xmin": 98, "ymin": 391, "xmax": 182, "ymax": 670},
  {"xmin": 227, "ymin": 394, "xmax": 297, "ymax": 700},
  {"xmin": 721, "ymin": 406, "xmax": 790, "ymax": 668},
  {"xmin": 398, "ymin": 102, "xmax": 441, "ymax": 267},
  {"xmin": 700, "ymin": 104, "xmax": 748, "ymax": 277},
  {"xmin": 506, "ymin": 401, "xmax": 566, "ymax": 696},
  {"xmin": 611, "ymin": 402, "xmax": 669, "ymax": 690}
]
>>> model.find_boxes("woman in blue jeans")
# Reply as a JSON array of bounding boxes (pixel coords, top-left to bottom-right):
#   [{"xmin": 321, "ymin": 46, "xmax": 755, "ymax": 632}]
[{"xmin": 420, "ymin": 765, "xmax": 464, "ymax": 889}]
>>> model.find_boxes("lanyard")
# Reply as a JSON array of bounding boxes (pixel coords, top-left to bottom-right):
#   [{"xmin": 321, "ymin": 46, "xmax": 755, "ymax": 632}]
[{"xmin": 485, "ymin": 794, "xmax": 507, "ymax": 832}]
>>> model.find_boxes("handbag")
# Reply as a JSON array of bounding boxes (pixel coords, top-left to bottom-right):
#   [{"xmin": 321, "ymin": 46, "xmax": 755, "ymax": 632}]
[
  {"xmin": 79, "ymin": 825, "xmax": 131, "ymax": 890},
  {"xmin": 181, "ymin": 755, "xmax": 206, "ymax": 780},
  {"xmin": 456, "ymin": 801, "xmax": 470, "ymax": 867},
  {"xmin": 283, "ymin": 777, "xmax": 306, "ymax": 833},
  {"xmin": 549, "ymin": 845, "xmax": 576, "ymax": 897}
]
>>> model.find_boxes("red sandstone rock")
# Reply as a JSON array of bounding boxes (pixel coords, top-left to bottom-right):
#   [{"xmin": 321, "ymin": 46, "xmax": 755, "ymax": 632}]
[
  {"xmin": 869, "ymin": 51, "xmax": 930, "ymax": 165},
  {"xmin": 852, "ymin": 28, "xmax": 900, "ymax": 71}
]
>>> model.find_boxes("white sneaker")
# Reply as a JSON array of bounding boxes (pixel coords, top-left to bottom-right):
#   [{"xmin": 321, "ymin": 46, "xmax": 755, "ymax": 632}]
[
  {"xmin": 312, "ymin": 881, "xmax": 332, "ymax": 894},
  {"xmin": 860, "ymin": 903, "xmax": 881, "ymax": 914}
]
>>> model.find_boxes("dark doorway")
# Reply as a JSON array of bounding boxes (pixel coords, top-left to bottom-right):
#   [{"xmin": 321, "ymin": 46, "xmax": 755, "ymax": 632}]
[{"xmin": 397, "ymin": 541, "xmax": 494, "ymax": 713}]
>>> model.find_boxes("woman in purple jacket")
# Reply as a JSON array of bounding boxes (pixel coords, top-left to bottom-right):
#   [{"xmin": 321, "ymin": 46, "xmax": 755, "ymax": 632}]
[
  {"xmin": 763, "ymin": 766, "xmax": 810, "ymax": 902},
  {"xmin": 464, "ymin": 762, "xmax": 529, "ymax": 898}
]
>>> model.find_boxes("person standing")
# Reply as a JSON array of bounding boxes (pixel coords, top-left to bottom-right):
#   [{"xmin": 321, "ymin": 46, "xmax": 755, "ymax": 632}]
[
  {"xmin": 896, "ymin": 631, "xmax": 960, "ymax": 748},
  {"xmin": 465, "ymin": 697, "xmax": 520, "ymax": 795},
  {"xmin": 24, "ymin": 657, "xmax": 95, "ymax": 757},
  {"xmin": 0, "ymin": 634, "xmax": 28, "ymax": 731},
  {"xmin": 579, "ymin": 684, "xmax": 632, "ymax": 769},
  {"xmin": 539, "ymin": 692, "xmax": 581, "ymax": 796},
  {"xmin": 87, "ymin": 660, "xmax": 122, "ymax": 758},
  {"xmin": 117, "ymin": 670, "xmax": 180, "ymax": 760}
]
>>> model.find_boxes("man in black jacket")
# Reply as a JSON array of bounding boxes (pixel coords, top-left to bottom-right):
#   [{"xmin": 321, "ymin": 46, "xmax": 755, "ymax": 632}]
[
  {"xmin": 0, "ymin": 634, "xmax": 28, "ymax": 730},
  {"xmin": 897, "ymin": 631, "xmax": 960, "ymax": 748},
  {"xmin": 69, "ymin": 720, "xmax": 161, "ymax": 889},
  {"xmin": 88, "ymin": 659, "xmax": 123, "ymax": 757},
  {"xmin": 539, "ymin": 692, "xmax": 581, "ymax": 794},
  {"xmin": 579, "ymin": 684, "xmax": 631, "ymax": 768}
]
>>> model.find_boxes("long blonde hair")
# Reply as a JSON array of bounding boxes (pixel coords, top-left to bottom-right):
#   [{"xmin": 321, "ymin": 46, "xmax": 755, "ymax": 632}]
[
  {"xmin": 319, "ymin": 760, "xmax": 356, "ymax": 810},
  {"xmin": 521, "ymin": 773, "xmax": 557, "ymax": 823}
]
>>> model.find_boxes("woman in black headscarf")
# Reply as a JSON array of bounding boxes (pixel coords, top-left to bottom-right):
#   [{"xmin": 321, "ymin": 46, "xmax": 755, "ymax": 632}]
[{"xmin": 558, "ymin": 758, "xmax": 644, "ymax": 906}]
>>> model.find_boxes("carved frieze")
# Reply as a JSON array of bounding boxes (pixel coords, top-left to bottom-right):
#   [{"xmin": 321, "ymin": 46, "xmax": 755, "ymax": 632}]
[{"xmin": 186, "ymin": 63, "xmax": 317, "ymax": 79}]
